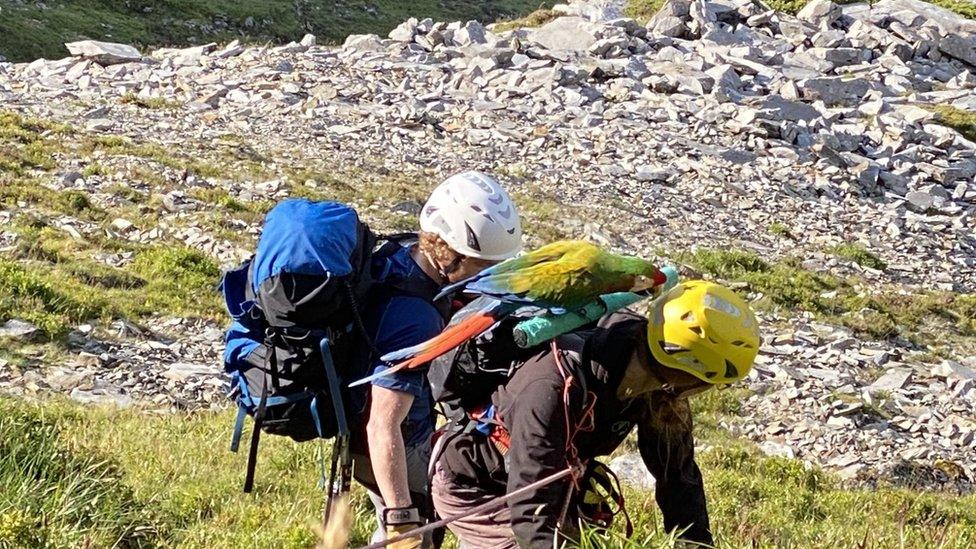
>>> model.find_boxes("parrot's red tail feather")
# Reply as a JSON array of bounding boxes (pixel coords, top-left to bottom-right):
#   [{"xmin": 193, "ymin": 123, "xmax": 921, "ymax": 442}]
[{"xmin": 391, "ymin": 312, "xmax": 498, "ymax": 372}]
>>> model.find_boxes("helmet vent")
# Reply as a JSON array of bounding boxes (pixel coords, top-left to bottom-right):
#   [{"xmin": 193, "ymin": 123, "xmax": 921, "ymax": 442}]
[
  {"xmin": 705, "ymin": 371, "xmax": 716, "ymax": 379},
  {"xmin": 689, "ymin": 326, "xmax": 703, "ymax": 337},
  {"xmin": 731, "ymin": 340, "xmax": 744, "ymax": 346},
  {"xmin": 724, "ymin": 360, "xmax": 738, "ymax": 380},
  {"xmin": 681, "ymin": 311, "xmax": 696, "ymax": 322},
  {"xmin": 464, "ymin": 222, "xmax": 482, "ymax": 252},
  {"xmin": 661, "ymin": 342, "xmax": 685, "ymax": 354}
]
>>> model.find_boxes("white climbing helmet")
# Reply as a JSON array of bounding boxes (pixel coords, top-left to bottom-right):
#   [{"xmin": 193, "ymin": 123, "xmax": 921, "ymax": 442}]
[{"xmin": 419, "ymin": 171, "xmax": 522, "ymax": 261}]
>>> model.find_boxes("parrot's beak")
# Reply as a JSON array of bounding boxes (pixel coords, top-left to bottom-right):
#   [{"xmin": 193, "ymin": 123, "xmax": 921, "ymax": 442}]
[{"xmin": 631, "ymin": 275, "xmax": 658, "ymax": 293}]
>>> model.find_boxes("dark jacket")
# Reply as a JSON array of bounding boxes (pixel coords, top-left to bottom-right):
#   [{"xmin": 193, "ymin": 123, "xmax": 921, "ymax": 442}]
[{"xmin": 437, "ymin": 311, "xmax": 712, "ymax": 547}]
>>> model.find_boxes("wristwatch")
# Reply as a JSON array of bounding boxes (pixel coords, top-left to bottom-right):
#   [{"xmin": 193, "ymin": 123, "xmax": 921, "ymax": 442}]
[{"xmin": 383, "ymin": 506, "xmax": 422, "ymax": 526}]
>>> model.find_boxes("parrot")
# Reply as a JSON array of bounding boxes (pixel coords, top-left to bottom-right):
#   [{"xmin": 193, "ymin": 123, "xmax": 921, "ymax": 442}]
[{"xmin": 348, "ymin": 240, "xmax": 669, "ymax": 388}]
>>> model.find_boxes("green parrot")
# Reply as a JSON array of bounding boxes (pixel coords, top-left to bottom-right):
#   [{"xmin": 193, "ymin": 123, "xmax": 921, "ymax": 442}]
[{"xmin": 350, "ymin": 240, "xmax": 670, "ymax": 387}]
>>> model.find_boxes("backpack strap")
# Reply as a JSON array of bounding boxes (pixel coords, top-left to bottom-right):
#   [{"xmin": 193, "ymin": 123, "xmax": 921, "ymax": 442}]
[{"xmin": 242, "ymin": 345, "xmax": 272, "ymax": 493}]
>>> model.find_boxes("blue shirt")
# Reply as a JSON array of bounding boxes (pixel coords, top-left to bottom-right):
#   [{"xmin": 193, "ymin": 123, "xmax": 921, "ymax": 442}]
[{"xmin": 364, "ymin": 245, "xmax": 444, "ymax": 447}]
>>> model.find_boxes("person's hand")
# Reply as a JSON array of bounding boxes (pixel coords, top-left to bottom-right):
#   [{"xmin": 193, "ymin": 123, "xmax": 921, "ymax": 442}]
[{"xmin": 385, "ymin": 523, "xmax": 422, "ymax": 549}]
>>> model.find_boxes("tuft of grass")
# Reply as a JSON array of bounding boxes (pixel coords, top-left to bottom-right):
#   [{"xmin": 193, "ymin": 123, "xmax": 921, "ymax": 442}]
[
  {"xmin": 0, "ymin": 110, "xmax": 71, "ymax": 175},
  {"xmin": 0, "ymin": 399, "xmax": 159, "ymax": 547},
  {"xmin": 81, "ymin": 163, "xmax": 109, "ymax": 178},
  {"xmin": 831, "ymin": 243, "xmax": 887, "ymax": 271},
  {"xmin": 87, "ymin": 137, "xmax": 224, "ymax": 179},
  {"xmin": 932, "ymin": 105, "xmax": 976, "ymax": 142},
  {"xmin": 189, "ymin": 187, "xmax": 249, "ymax": 212},
  {"xmin": 493, "ymin": 8, "xmax": 564, "ymax": 32},
  {"xmin": 0, "ymin": 182, "xmax": 104, "ymax": 221},
  {"xmin": 120, "ymin": 93, "xmax": 182, "ymax": 110},
  {"xmin": 624, "ymin": 0, "xmax": 666, "ymax": 22},
  {"xmin": 768, "ymin": 222, "xmax": 793, "ymax": 239},
  {"xmin": 929, "ymin": 0, "xmax": 976, "ymax": 19}
]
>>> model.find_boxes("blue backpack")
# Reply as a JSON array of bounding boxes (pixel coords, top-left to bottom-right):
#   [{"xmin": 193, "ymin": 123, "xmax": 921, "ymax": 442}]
[{"xmin": 219, "ymin": 199, "xmax": 439, "ymax": 493}]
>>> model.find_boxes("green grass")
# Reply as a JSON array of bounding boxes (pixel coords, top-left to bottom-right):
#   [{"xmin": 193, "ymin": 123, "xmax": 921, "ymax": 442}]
[
  {"xmin": 831, "ymin": 243, "xmax": 887, "ymax": 271},
  {"xmin": 680, "ymin": 248, "xmax": 975, "ymax": 345},
  {"xmin": 932, "ymin": 105, "xmax": 976, "ymax": 142},
  {"xmin": 768, "ymin": 222, "xmax": 793, "ymax": 239},
  {"xmin": 0, "ymin": 0, "xmax": 557, "ymax": 63},
  {"xmin": 624, "ymin": 0, "xmax": 665, "ymax": 22},
  {"xmin": 2, "ymin": 397, "xmax": 974, "ymax": 548},
  {"xmin": 120, "ymin": 93, "xmax": 183, "ymax": 110},
  {"xmin": 0, "ymin": 111, "xmax": 71, "ymax": 175},
  {"xmin": 492, "ymin": 8, "xmax": 564, "ymax": 32},
  {"xmin": 0, "ymin": 214, "xmax": 222, "ymax": 339},
  {"xmin": 928, "ymin": 0, "xmax": 976, "ymax": 19}
]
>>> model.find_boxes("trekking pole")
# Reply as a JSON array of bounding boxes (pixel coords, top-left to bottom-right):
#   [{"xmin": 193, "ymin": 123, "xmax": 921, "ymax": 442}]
[
  {"xmin": 320, "ymin": 338, "xmax": 351, "ymax": 525},
  {"xmin": 356, "ymin": 466, "xmax": 576, "ymax": 549}
]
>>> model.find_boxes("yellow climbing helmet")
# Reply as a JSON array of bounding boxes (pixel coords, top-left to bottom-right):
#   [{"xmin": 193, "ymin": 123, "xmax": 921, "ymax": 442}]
[{"xmin": 647, "ymin": 280, "xmax": 760, "ymax": 384}]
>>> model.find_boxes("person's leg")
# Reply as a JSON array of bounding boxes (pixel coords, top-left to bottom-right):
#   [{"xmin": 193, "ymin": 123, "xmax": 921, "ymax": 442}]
[{"xmin": 431, "ymin": 461, "xmax": 517, "ymax": 549}]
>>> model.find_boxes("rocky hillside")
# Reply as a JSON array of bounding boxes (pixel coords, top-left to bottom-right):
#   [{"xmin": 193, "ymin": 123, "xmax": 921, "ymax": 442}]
[
  {"xmin": 1, "ymin": 0, "xmax": 974, "ymax": 497},
  {"xmin": 0, "ymin": 0, "xmax": 556, "ymax": 62}
]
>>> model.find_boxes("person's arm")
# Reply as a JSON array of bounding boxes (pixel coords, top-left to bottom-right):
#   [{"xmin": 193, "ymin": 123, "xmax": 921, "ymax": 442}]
[
  {"xmin": 367, "ymin": 386, "xmax": 414, "ymax": 508},
  {"xmin": 506, "ymin": 378, "xmax": 579, "ymax": 547},
  {"xmin": 637, "ymin": 394, "xmax": 713, "ymax": 545},
  {"xmin": 365, "ymin": 296, "xmax": 443, "ymax": 510}
]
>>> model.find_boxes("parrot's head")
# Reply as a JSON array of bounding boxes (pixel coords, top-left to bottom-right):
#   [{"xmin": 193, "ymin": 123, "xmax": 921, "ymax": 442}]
[{"xmin": 630, "ymin": 274, "xmax": 659, "ymax": 293}]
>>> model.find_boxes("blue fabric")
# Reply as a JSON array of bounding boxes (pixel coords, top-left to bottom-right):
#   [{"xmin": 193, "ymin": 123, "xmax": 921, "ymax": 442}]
[
  {"xmin": 250, "ymin": 199, "xmax": 360, "ymax": 290},
  {"xmin": 365, "ymin": 245, "xmax": 443, "ymax": 447},
  {"xmin": 223, "ymin": 319, "xmax": 263, "ymax": 371}
]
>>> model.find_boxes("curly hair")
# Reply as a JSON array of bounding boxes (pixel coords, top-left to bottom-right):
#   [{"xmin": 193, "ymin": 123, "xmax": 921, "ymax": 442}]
[{"xmin": 418, "ymin": 231, "xmax": 461, "ymax": 266}]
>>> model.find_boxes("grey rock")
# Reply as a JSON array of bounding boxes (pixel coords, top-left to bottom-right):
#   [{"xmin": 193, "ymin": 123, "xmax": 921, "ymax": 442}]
[
  {"xmin": 163, "ymin": 362, "xmax": 213, "ymax": 382},
  {"xmin": 0, "ymin": 319, "xmax": 39, "ymax": 340},
  {"xmin": 215, "ymin": 40, "xmax": 245, "ymax": 58},
  {"xmin": 905, "ymin": 191, "xmax": 935, "ymax": 212},
  {"xmin": 933, "ymin": 361, "xmax": 976, "ymax": 381},
  {"xmin": 454, "ymin": 21, "xmax": 488, "ymax": 46},
  {"xmin": 70, "ymin": 381, "xmax": 134, "ymax": 408},
  {"xmin": 797, "ymin": 0, "xmax": 842, "ymax": 26},
  {"xmin": 343, "ymin": 34, "xmax": 386, "ymax": 52},
  {"xmin": 650, "ymin": 15, "xmax": 688, "ymax": 38},
  {"xmin": 869, "ymin": 369, "xmax": 912, "ymax": 392},
  {"xmin": 531, "ymin": 17, "xmax": 602, "ymax": 52},
  {"xmin": 760, "ymin": 440, "xmax": 797, "ymax": 459},
  {"xmin": 65, "ymin": 40, "xmax": 142, "ymax": 65},
  {"xmin": 85, "ymin": 118, "xmax": 114, "ymax": 131},
  {"xmin": 300, "ymin": 34, "xmax": 317, "ymax": 48},
  {"xmin": 608, "ymin": 452, "xmax": 656, "ymax": 490},
  {"xmin": 938, "ymin": 35, "xmax": 976, "ymax": 67},
  {"xmin": 798, "ymin": 76, "xmax": 870, "ymax": 106},
  {"xmin": 757, "ymin": 95, "xmax": 821, "ymax": 122}
]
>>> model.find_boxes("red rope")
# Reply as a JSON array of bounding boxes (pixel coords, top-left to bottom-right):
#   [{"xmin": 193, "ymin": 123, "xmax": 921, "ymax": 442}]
[{"xmin": 550, "ymin": 340, "xmax": 598, "ymax": 484}]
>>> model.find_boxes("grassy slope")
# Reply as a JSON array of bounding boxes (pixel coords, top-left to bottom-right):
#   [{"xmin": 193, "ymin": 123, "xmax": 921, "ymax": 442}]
[
  {"xmin": 0, "ymin": 0, "xmax": 557, "ymax": 62},
  {"xmin": 1, "ymin": 396, "xmax": 974, "ymax": 548}
]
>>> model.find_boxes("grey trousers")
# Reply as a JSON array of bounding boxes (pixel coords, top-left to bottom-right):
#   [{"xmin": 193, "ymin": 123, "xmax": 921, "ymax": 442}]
[
  {"xmin": 430, "ymin": 460, "xmax": 518, "ymax": 549},
  {"xmin": 353, "ymin": 435, "xmax": 434, "ymax": 547}
]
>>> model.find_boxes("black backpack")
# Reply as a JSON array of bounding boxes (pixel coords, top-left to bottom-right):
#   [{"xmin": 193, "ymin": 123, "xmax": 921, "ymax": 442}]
[{"xmin": 220, "ymin": 199, "xmax": 442, "ymax": 493}]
